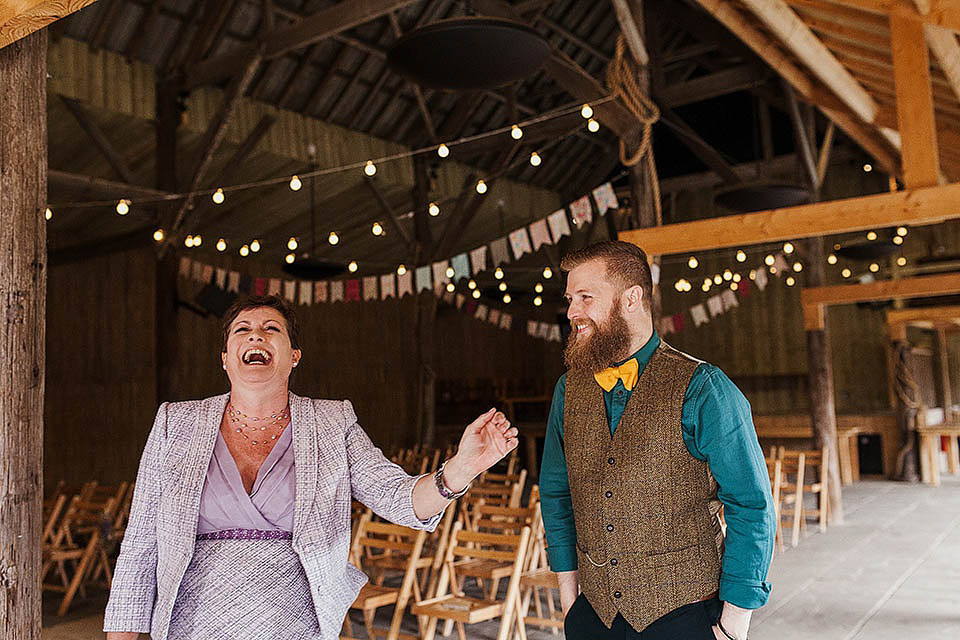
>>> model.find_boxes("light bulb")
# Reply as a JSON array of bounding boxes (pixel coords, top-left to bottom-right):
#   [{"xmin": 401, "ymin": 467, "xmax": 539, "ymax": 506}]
[
  {"xmin": 239, "ymin": 244, "xmax": 250, "ymax": 257},
  {"xmin": 786, "ymin": 276, "xmax": 796, "ymax": 287},
  {"xmin": 289, "ymin": 175, "xmax": 302, "ymax": 191},
  {"xmin": 704, "ymin": 278, "xmax": 712, "ymax": 287},
  {"xmin": 897, "ymin": 226, "xmax": 908, "ymax": 237},
  {"xmin": 749, "ymin": 270, "xmax": 757, "ymax": 280},
  {"xmin": 216, "ymin": 238, "xmax": 227, "ymax": 252},
  {"xmin": 893, "ymin": 235, "xmax": 904, "ymax": 245},
  {"xmin": 543, "ymin": 266, "xmax": 553, "ymax": 279},
  {"xmin": 535, "ymin": 283, "xmax": 543, "ymax": 293},
  {"xmin": 731, "ymin": 282, "xmax": 739, "ymax": 291},
  {"xmin": 476, "ymin": 179, "xmax": 487, "ymax": 194},
  {"xmin": 212, "ymin": 188, "xmax": 225, "ymax": 204},
  {"xmin": 468, "ymin": 279, "xmax": 477, "ymax": 290},
  {"xmin": 287, "ymin": 237, "xmax": 298, "ymax": 251},
  {"xmin": 348, "ymin": 261, "xmax": 358, "ymax": 273},
  {"xmin": 897, "ymin": 256, "xmax": 907, "ymax": 266},
  {"xmin": 688, "ymin": 256, "xmax": 699, "ymax": 269},
  {"xmin": 701, "ymin": 283, "xmax": 710, "ymax": 292},
  {"xmin": 793, "ymin": 262, "xmax": 803, "ymax": 272},
  {"xmin": 723, "ymin": 270, "xmax": 732, "ymax": 281},
  {"xmin": 765, "ymin": 254, "xmax": 775, "ymax": 266},
  {"xmin": 494, "ymin": 267, "xmax": 504, "ymax": 280},
  {"xmin": 285, "ymin": 253, "xmax": 295, "ymax": 264},
  {"xmin": 498, "ymin": 282, "xmax": 507, "ymax": 292},
  {"xmin": 116, "ymin": 199, "xmax": 129, "ymax": 215},
  {"xmin": 581, "ymin": 103, "xmax": 593, "ymax": 119},
  {"xmin": 503, "ymin": 294, "xmax": 511, "ymax": 304},
  {"xmin": 437, "ymin": 143, "xmax": 450, "ymax": 158},
  {"xmin": 250, "ymin": 239, "xmax": 260, "ymax": 252},
  {"xmin": 429, "ymin": 202, "xmax": 440, "ymax": 216},
  {"xmin": 534, "ymin": 296, "xmax": 543, "ymax": 306},
  {"xmin": 827, "ymin": 254, "xmax": 838, "ymax": 265},
  {"xmin": 587, "ymin": 118, "xmax": 600, "ymax": 133},
  {"xmin": 372, "ymin": 222, "xmax": 383, "ymax": 236},
  {"xmin": 511, "ymin": 124, "xmax": 523, "ymax": 139},
  {"xmin": 184, "ymin": 235, "xmax": 194, "ymax": 248},
  {"xmin": 733, "ymin": 273, "xmax": 742, "ymax": 283},
  {"xmin": 736, "ymin": 250, "xmax": 747, "ymax": 262},
  {"xmin": 364, "ymin": 160, "xmax": 376, "ymax": 177},
  {"xmin": 674, "ymin": 280, "xmax": 685, "ymax": 292},
  {"xmin": 397, "ymin": 264, "xmax": 406, "ymax": 275},
  {"xmin": 529, "ymin": 152, "xmax": 541, "ymax": 167},
  {"xmin": 328, "ymin": 231, "xmax": 339, "ymax": 245},
  {"xmin": 153, "ymin": 229, "xmax": 164, "ymax": 242},
  {"xmin": 841, "ymin": 268, "xmax": 851, "ymax": 278},
  {"xmin": 869, "ymin": 263, "xmax": 879, "ymax": 272},
  {"xmin": 446, "ymin": 283, "xmax": 455, "ymax": 293},
  {"xmin": 769, "ymin": 266, "xmax": 777, "ymax": 274},
  {"xmin": 193, "ymin": 235, "xmax": 202, "ymax": 247},
  {"xmin": 472, "ymin": 289, "xmax": 481, "ymax": 299},
  {"xmin": 446, "ymin": 266, "xmax": 455, "ymax": 279},
  {"xmin": 783, "ymin": 242, "xmax": 794, "ymax": 254},
  {"xmin": 863, "ymin": 163, "xmax": 873, "ymax": 172},
  {"xmin": 866, "ymin": 231, "xmax": 877, "ymax": 241},
  {"xmin": 713, "ymin": 274, "xmax": 722, "ymax": 285},
  {"xmin": 44, "ymin": 207, "xmax": 52, "ymax": 221}
]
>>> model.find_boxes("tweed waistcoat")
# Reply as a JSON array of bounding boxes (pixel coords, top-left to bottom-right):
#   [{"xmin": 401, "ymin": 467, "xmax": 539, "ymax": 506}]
[{"xmin": 564, "ymin": 342, "xmax": 724, "ymax": 631}]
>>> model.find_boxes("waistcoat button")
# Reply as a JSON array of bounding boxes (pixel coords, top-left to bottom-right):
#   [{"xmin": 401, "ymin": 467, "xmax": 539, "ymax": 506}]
[
  {"xmin": 608, "ymin": 457, "xmax": 615, "ymax": 465},
  {"xmin": 605, "ymin": 491, "xmax": 613, "ymax": 498},
  {"xmin": 606, "ymin": 524, "xmax": 614, "ymax": 531},
  {"xmin": 610, "ymin": 558, "xmax": 618, "ymax": 566},
  {"xmin": 613, "ymin": 590, "xmax": 622, "ymax": 598}
]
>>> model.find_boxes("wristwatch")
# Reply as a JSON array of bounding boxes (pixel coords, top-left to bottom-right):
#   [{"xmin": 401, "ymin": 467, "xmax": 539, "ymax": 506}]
[{"xmin": 434, "ymin": 460, "xmax": 470, "ymax": 500}]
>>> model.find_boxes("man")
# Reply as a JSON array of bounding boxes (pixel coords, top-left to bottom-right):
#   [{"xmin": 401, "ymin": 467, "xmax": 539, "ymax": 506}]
[{"xmin": 541, "ymin": 241, "xmax": 776, "ymax": 640}]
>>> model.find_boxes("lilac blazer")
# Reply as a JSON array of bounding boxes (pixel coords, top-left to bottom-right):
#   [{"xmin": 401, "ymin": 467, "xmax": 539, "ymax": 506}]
[{"xmin": 103, "ymin": 392, "xmax": 439, "ymax": 639}]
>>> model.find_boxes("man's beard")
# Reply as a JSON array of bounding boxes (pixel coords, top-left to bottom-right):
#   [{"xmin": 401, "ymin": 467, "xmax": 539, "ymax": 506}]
[{"xmin": 564, "ymin": 301, "xmax": 632, "ymax": 374}]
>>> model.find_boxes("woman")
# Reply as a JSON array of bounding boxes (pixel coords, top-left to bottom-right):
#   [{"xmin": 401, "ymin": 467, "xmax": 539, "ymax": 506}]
[{"xmin": 103, "ymin": 295, "xmax": 518, "ymax": 640}]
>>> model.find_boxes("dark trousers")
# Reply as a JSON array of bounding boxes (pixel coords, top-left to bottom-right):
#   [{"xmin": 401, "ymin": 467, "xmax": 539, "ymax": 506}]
[{"xmin": 564, "ymin": 594, "xmax": 723, "ymax": 640}]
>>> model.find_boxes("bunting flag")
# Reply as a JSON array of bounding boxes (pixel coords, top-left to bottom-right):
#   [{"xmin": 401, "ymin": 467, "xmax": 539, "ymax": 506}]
[
  {"xmin": 314, "ymin": 281, "xmax": 328, "ymax": 303},
  {"xmin": 282, "ymin": 280, "xmax": 296, "ymax": 302},
  {"xmin": 592, "ymin": 182, "xmax": 618, "ymax": 215},
  {"xmin": 738, "ymin": 279, "xmax": 751, "ymax": 299},
  {"xmin": 455, "ymin": 293, "xmax": 466, "ymax": 309},
  {"xmin": 721, "ymin": 289, "xmax": 739, "ymax": 310},
  {"xmin": 537, "ymin": 323, "xmax": 551, "ymax": 339},
  {"xmin": 179, "ymin": 257, "xmax": 192, "ymax": 279},
  {"xmin": 475, "ymin": 304, "xmax": 488, "ymax": 321},
  {"xmin": 380, "ymin": 274, "xmax": 396, "ymax": 299},
  {"xmin": 488, "ymin": 309, "xmax": 501, "ymax": 326},
  {"xmin": 690, "ymin": 304, "xmax": 709, "ymax": 327},
  {"xmin": 432, "ymin": 260, "xmax": 449, "ymax": 285},
  {"xmin": 215, "ymin": 268, "xmax": 227, "ymax": 289},
  {"xmin": 329, "ymin": 280, "xmax": 344, "ymax": 302},
  {"xmin": 548, "ymin": 325, "xmax": 562, "ymax": 342},
  {"xmin": 191, "ymin": 261, "xmax": 204, "ymax": 282},
  {"xmin": 754, "ymin": 268, "xmax": 769, "ymax": 291},
  {"xmin": 268, "ymin": 278, "xmax": 282, "ymax": 296},
  {"xmin": 227, "ymin": 271, "xmax": 240, "ymax": 293},
  {"xmin": 450, "ymin": 253, "xmax": 470, "ymax": 280},
  {"xmin": 527, "ymin": 320, "xmax": 538, "ymax": 337},
  {"xmin": 509, "ymin": 228, "xmax": 532, "ymax": 260},
  {"xmin": 239, "ymin": 274, "xmax": 252, "ymax": 294},
  {"xmin": 706, "ymin": 295, "xmax": 723, "ymax": 318},
  {"xmin": 345, "ymin": 279, "xmax": 361, "ymax": 302},
  {"xmin": 465, "ymin": 300, "xmax": 477, "ymax": 316},
  {"xmin": 489, "ymin": 237, "xmax": 511, "ymax": 267},
  {"xmin": 469, "ymin": 246, "xmax": 488, "ymax": 274},
  {"xmin": 672, "ymin": 313, "xmax": 685, "ymax": 333},
  {"xmin": 499, "ymin": 313, "xmax": 512, "ymax": 330},
  {"xmin": 548, "ymin": 209, "xmax": 571, "ymax": 240},
  {"xmin": 570, "ymin": 195, "xmax": 593, "ymax": 227},
  {"xmin": 397, "ymin": 270, "xmax": 413, "ymax": 297},
  {"xmin": 299, "ymin": 281, "xmax": 312, "ymax": 306},
  {"xmin": 363, "ymin": 276, "xmax": 378, "ymax": 301},
  {"xmin": 254, "ymin": 277, "xmax": 267, "ymax": 296},
  {"xmin": 442, "ymin": 290, "xmax": 455, "ymax": 304},
  {"xmin": 201, "ymin": 264, "xmax": 214, "ymax": 283},
  {"xmin": 658, "ymin": 316, "xmax": 675, "ymax": 336},
  {"xmin": 528, "ymin": 219, "xmax": 552, "ymax": 251},
  {"xmin": 773, "ymin": 254, "xmax": 790, "ymax": 274},
  {"xmin": 650, "ymin": 262, "xmax": 661, "ymax": 286},
  {"xmin": 415, "ymin": 266, "xmax": 432, "ymax": 292}
]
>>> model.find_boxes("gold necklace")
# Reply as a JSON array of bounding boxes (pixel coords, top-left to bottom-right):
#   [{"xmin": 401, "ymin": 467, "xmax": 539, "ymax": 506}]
[{"xmin": 226, "ymin": 404, "xmax": 290, "ymax": 446}]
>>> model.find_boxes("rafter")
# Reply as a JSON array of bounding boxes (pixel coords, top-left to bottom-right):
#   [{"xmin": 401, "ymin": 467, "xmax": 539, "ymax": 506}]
[
  {"xmin": 364, "ymin": 176, "xmax": 414, "ymax": 250},
  {"xmin": 60, "ymin": 96, "xmax": 137, "ymax": 185}
]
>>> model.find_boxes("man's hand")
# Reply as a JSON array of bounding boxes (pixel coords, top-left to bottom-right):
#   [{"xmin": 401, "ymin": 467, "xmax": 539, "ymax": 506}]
[
  {"xmin": 711, "ymin": 601, "xmax": 752, "ymax": 639},
  {"xmin": 443, "ymin": 409, "xmax": 518, "ymax": 490},
  {"xmin": 557, "ymin": 570, "xmax": 579, "ymax": 616}
]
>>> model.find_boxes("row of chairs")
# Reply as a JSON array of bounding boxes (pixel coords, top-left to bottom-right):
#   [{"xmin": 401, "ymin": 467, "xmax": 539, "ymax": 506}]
[
  {"xmin": 766, "ymin": 446, "xmax": 830, "ymax": 551},
  {"xmin": 42, "ymin": 480, "xmax": 134, "ymax": 616}
]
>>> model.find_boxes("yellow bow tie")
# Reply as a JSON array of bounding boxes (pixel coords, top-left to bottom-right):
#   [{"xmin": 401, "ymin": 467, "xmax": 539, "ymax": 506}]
[{"xmin": 594, "ymin": 358, "xmax": 639, "ymax": 392}]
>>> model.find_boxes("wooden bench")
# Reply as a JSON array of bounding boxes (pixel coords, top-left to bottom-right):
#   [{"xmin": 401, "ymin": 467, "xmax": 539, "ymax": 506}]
[{"xmin": 917, "ymin": 424, "xmax": 960, "ymax": 486}]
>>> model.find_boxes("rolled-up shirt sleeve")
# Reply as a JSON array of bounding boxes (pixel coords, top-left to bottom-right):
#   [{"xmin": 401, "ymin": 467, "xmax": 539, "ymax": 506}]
[
  {"xmin": 539, "ymin": 375, "xmax": 579, "ymax": 572},
  {"xmin": 683, "ymin": 365, "xmax": 776, "ymax": 609}
]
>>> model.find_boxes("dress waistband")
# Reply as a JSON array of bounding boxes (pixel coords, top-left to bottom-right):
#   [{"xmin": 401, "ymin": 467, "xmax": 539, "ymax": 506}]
[{"xmin": 196, "ymin": 528, "xmax": 293, "ymax": 541}]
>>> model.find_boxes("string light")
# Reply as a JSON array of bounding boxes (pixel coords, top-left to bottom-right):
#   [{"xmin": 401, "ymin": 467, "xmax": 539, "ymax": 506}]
[
  {"xmin": 437, "ymin": 143, "xmax": 450, "ymax": 158},
  {"xmin": 713, "ymin": 274, "xmax": 722, "ymax": 285},
  {"xmin": 783, "ymin": 242, "xmax": 795, "ymax": 254},
  {"xmin": 793, "ymin": 262, "xmax": 803, "ymax": 272},
  {"xmin": 703, "ymin": 278, "xmax": 712, "ymax": 288},
  {"xmin": 371, "ymin": 222, "xmax": 384, "ymax": 236},
  {"xmin": 239, "ymin": 244, "xmax": 250, "ymax": 257},
  {"xmin": 543, "ymin": 267, "xmax": 553, "ymax": 279},
  {"xmin": 287, "ymin": 237, "xmax": 298, "ymax": 251},
  {"xmin": 328, "ymin": 231, "xmax": 339, "ymax": 245},
  {"xmin": 498, "ymin": 282, "xmax": 508, "ymax": 292},
  {"xmin": 897, "ymin": 256, "xmax": 907, "ymax": 267},
  {"xmin": 786, "ymin": 276, "xmax": 796, "ymax": 287},
  {"xmin": 445, "ymin": 266, "xmax": 455, "ymax": 279},
  {"xmin": 701, "ymin": 282, "xmax": 711, "ymax": 292},
  {"xmin": 587, "ymin": 118, "xmax": 600, "ymax": 133},
  {"xmin": 184, "ymin": 235, "xmax": 194, "ymax": 248},
  {"xmin": 765, "ymin": 255, "xmax": 775, "ymax": 266},
  {"xmin": 841, "ymin": 268, "xmax": 851, "ymax": 278},
  {"xmin": 511, "ymin": 125, "xmax": 523, "ymax": 140},
  {"xmin": 289, "ymin": 175, "xmax": 302, "ymax": 191},
  {"xmin": 446, "ymin": 282, "xmax": 455, "ymax": 293},
  {"xmin": 429, "ymin": 202, "xmax": 440, "ymax": 216},
  {"xmin": 893, "ymin": 235, "xmax": 904, "ymax": 245},
  {"xmin": 580, "ymin": 103, "xmax": 594, "ymax": 119},
  {"xmin": 250, "ymin": 239, "xmax": 260, "ymax": 253},
  {"xmin": 897, "ymin": 226, "xmax": 908, "ymax": 237},
  {"xmin": 749, "ymin": 270, "xmax": 757, "ymax": 280},
  {"xmin": 468, "ymin": 280, "xmax": 477, "ymax": 290},
  {"xmin": 869, "ymin": 263, "xmax": 880, "ymax": 272},
  {"xmin": 827, "ymin": 254, "xmax": 838, "ymax": 264},
  {"xmin": 44, "ymin": 207, "xmax": 53, "ymax": 221},
  {"xmin": 688, "ymin": 256, "xmax": 699, "ymax": 269},
  {"xmin": 866, "ymin": 231, "xmax": 877, "ymax": 241},
  {"xmin": 529, "ymin": 152, "xmax": 542, "ymax": 167},
  {"xmin": 494, "ymin": 267, "xmax": 504, "ymax": 280},
  {"xmin": 348, "ymin": 261, "xmax": 358, "ymax": 273},
  {"xmin": 730, "ymin": 282, "xmax": 739, "ymax": 291},
  {"xmin": 472, "ymin": 289, "xmax": 481, "ymax": 299},
  {"xmin": 863, "ymin": 163, "xmax": 873, "ymax": 172},
  {"xmin": 733, "ymin": 273, "xmax": 742, "ymax": 283},
  {"xmin": 476, "ymin": 180, "xmax": 487, "ymax": 194},
  {"xmin": 153, "ymin": 229, "xmax": 164, "ymax": 242},
  {"xmin": 116, "ymin": 199, "xmax": 129, "ymax": 215},
  {"xmin": 535, "ymin": 283, "xmax": 543, "ymax": 293},
  {"xmin": 675, "ymin": 279, "xmax": 692, "ymax": 292},
  {"xmin": 397, "ymin": 264, "xmax": 406, "ymax": 275},
  {"xmin": 723, "ymin": 269, "xmax": 732, "ymax": 281},
  {"xmin": 769, "ymin": 266, "xmax": 777, "ymax": 274},
  {"xmin": 285, "ymin": 253, "xmax": 295, "ymax": 264},
  {"xmin": 216, "ymin": 238, "xmax": 227, "ymax": 252},
  {"xmin": 503, "ymin": 293, "xmax": 512, "ymax": 303},
  {"xmin": 534, "ymin": 296, "xmax": 543, "ymax": 306},
  {"xmin": 212, "ymin": 188, "xmax": 225, "ymax": 204},
  {"xmin": 364, "ymin": 160, "xmax": 377, "ymax": 177},
  {"xmin": 736, "ymin": 250, "xmax": 747, "ymax": 262},
  {"xmin": 193, "ymin": 235, "xmax": 202, "ymax": 247}
]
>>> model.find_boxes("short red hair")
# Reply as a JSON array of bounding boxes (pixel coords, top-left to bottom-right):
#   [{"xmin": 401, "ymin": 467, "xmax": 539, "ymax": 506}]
[{"xmin": 560, "ymin": 241, "xmax": 653, "ymax": 311}]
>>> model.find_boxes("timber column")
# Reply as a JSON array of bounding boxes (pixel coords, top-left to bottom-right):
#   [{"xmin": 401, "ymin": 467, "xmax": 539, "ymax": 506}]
[{"xmin": 0, "ymin": 29, "xmax": 47, "ymax": 640}]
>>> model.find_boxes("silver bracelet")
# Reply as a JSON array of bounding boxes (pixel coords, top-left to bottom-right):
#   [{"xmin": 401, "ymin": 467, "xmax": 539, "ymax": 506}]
[
  {"xmin": 717, "ymin": 618, "xmax": 743, "ymax": 640},
  {"xmin": 434, "ymin": 460, "xmax": 470, "ymax": 500}
]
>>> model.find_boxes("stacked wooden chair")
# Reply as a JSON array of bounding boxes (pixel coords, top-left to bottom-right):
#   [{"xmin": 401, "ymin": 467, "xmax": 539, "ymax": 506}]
[{"xmin": 769, "ymin": 446, "xmax": 830, "ymax": 548}]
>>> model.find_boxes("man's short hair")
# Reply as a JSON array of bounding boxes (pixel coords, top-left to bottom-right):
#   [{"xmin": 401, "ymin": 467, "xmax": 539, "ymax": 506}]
[{"xmin": 560, "ymin": 241, "xmax": 653, "ymax": 311}]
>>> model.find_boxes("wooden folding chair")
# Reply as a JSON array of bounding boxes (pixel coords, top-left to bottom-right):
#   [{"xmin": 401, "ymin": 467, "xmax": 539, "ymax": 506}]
[
  {"xmin": 88, "ymin": 482, "xmax": 135, "ymax": 589},
  {"xmin": 517, "ymin": 502, "xmax": 562, "ymax": 637},
  {"xmin": 457, "ymin": 503, "xmax": 538, "ymax": 599},
  {"xmin": 347, "ymin": 514, "xmax": 428, "ymax": 640},
  {"xmin": 775, "ymin": 448, "xmax": 806, "ymax": 547},
  {"xmin": 765, "ymin": 457, "xmax": 784, "ymax": 553},
  {"xmin": 412, "ymin": 522, "xmax": 530, "ymax": 640},
  {"xmin": 791, "ymin": 447, "xmax": 830, "ymax": 533}
]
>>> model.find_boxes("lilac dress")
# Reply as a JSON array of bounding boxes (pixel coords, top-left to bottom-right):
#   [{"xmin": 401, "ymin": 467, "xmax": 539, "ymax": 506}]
[{"xmin": 168, "ymin": 426, "xmax": 322, "ymax": 639}]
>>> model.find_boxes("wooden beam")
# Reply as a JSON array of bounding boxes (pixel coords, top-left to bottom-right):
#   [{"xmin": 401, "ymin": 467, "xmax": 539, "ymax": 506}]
[
  {"xmin": 0, "ymin": 0, "xmax": 96, "ymax": 49},
  {"xmin": 802, "ymin": 273, "xmax": 960, "ymax": 329},
  {"xmin": 611, "ymin": 0, "xmax": 650, "ymax": 65},
  {"xmin": 822, "ymin": 0, "xmax": 960, "ymax": 32},
  {"xmin": 364, "ymin": 176, "xmax": 414, "ymax": 250},
  {"xmin": 657, "ymin": 105, "xmax": 743, "ymax": 184},
  {"xmin": 925, "ymin": 24, "xmax": 960, "ymax": 100},
  {"xmin": 48, "ymin": 169, "xmax": 172, "ymax": 201},
  {"xmin": 183, "ymin": 0, "xmax": 419, "ymax": 89},
  {"xmin": 619, "ymin": 181, "xmax": 960, "ymax": 255},
  {"xmin": 886, "ymin": 304, "xmax": 960, "ymax": 327},
  {"xmin": 816, "ymin": 121, "xmax": 836, "ymax": 185},
  {"xmin": 658, "ymin": 65, "xmax": 769, "ymax": 107},
  {"xmin": 59, "ymin": 96, "xmax": 137, "ymax": 185},
  {"xmin": 891, "ymin": 11, "xmax": 942, "ymax": 187}
]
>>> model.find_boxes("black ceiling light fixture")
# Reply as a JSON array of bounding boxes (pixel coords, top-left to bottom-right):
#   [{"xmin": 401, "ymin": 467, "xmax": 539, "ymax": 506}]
[{"xmin": 387, "ymin": 7, "xmax": 550, "ymax": 90}]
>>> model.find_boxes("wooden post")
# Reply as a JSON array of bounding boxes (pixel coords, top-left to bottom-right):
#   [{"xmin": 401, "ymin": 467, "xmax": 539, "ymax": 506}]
[
  {"xmin": 891, "ymin": 333, "xmax": 920, "ymax": 482},
  {"xmin": 0, "ymin": 28, "xmax": 47, "ymax": 640},
  {"xmin": 412, "ymin": 154, "xmax": 437, "ymax": 447}
]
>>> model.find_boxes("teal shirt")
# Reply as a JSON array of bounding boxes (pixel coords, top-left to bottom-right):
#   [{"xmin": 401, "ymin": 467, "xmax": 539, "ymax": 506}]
[{"xmin": 539, "ymin": 331, "xmax": 776, "ymax": 609}]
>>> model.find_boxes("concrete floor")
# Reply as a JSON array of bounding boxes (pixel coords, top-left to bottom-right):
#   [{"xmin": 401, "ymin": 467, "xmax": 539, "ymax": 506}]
[{"xmin": 42, "ymin": 479, "xmax": 960, "ymax": 639}]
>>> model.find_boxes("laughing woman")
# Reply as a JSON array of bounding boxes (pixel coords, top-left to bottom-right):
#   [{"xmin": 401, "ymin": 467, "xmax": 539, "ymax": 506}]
[{"xmin": 103, "ymin": 295, "xmax": 518, "ymax": 640}]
